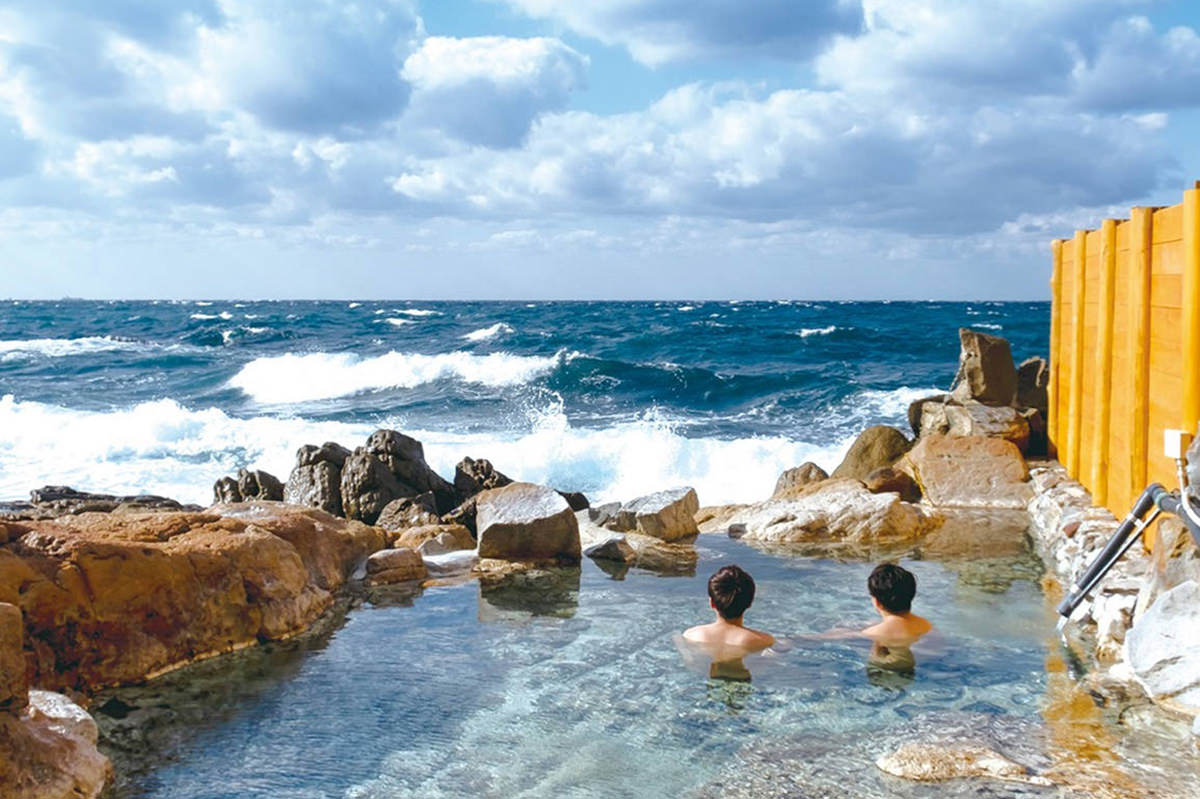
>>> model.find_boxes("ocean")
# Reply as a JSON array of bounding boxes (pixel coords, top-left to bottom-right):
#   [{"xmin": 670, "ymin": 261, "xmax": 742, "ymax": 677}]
[{"xmin": 0, "ymin": 300, "xmax": 1049, "ymax": 508}]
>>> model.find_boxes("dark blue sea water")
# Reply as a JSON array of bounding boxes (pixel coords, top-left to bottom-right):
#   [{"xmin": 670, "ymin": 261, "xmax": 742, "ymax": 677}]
[{"xmin": 0, "ymin": 300, "xmax": 1049, "ymax": 505}]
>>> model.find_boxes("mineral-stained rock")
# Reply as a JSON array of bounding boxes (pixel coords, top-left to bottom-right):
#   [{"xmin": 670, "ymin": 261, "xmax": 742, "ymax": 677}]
[
  {"xmin": 901, "ymin": 435, "xmax": 1032, "ymax": 509},
  {"xmin": 0, "ymin": 602, "xmax": 26, "ymax": 711},
  {"xmin": 453, "ymin": 457, "xmax": 512, "ymax": 499},
  {"xmin": 0, "ymin": 690, "xmax": 112, "ymax": 799},
  {"xmin": 863, "ymin": 467, "xmax": 921, "ymax": 503},
  {"xmin": 285, "ymin": 442, "xmax": 350, "ymax": 517},
  {"xmin": 583, "ymin": 534, "xmax": 636, "ymax": 564},
  {"xmin": 729, "ymin": 478, "xmax": 940, "ymax": 549},
  {"xmin": 365, "ymin": 547, "xmax": 427, "ymax": 586},
  {"xmin": 375, "ymin": 494, "xmax": 441, "ymax": 531},
  {"xmin": 475, "ymin": 483, "xmax": 581, "ymax": 562},
  {"xmin": 951, "ymin": 328, "xmax": 1018, "ymax": 406},
  {"xmin": 772, "ymin": 462, "xmax": 829, "ymax": 499},
  {"xmin": 876, "ymin": 742, "xmax": 1051, "ymax": 785},
  {"xmin": 831, "ymin": 426, "xmax": 912, "ymax": 481},
  {"xmin": 393, "ymin": 524, "xmax": 475, "ymax": 553},
  {"xmin": 1125, "ymin": 579, "xmax": 1200, "ymax": 716},
  {"xmin": 607, "ymin": 487, "xmax": 700, "ymax": 541},
  {"xmin": 1016, "ymin": 356, "xmax": 1049, "ymax": 416},
  {"xmin": 0, "ymin": 503, "xmax": 386, "ymax": 693}
]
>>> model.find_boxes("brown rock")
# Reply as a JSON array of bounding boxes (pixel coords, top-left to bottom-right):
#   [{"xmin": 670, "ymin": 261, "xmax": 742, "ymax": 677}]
[
  {"xmin": 831, "ymin": 426, "xmax": 912, "ymax": 480},
  {"xmin": 951, "ymin": 328, "xmax": 1017, "ymax": 406},
  {"xmin": 583, "ymin": 534, "xmax": 636, "ymax": 564},
  {"xmin": 475, "ymin": 483, "xmax": 581, "ymax": 562},
  {"xmin": 1016, "ymin": 356, "xmax": 1049, "ymax": 415},
  {"xmin": 375, "ymin": 494, "xmax": 441, "ymax": 531},
  {"xmin": 213, "ymin": 469, "xmax": 284, "ymax": 504},
  {"xmin": 901, "ymin": 435, "xmax": 1031, "ymax": 509},
  {"xmin": 0, "ymin": 602, "xmax": 26, "ymax": 712},
  {"xmin": 0, "ymin": 503, "xmax": 385, "ymax": 693},
  {"xmin": 366, "ymin": 429, "xmax": 456, "ymax": 511},
  {"xmin": 864, "ymin": 467, "xmax": 921, "ymax": 503},
  {"xmin": 285, "ymin": 451, "xmax": 345, "ymax": 517},
  {"xmin": 365, "ymin": 547, "xmax": 427, "ymax": 586},
  {"xmin": 607, "ymin": 487, "xmax": 700, "ymax": 541},
  {"xmin": 772, "ymin": 462, "xmax": 829, "ymax": 499},
  {"xmin": 0, "ymin": 690, "xmax": 112, "ymax": 799},
  {"xmin": 392, "ymin": 524, "xmax": 474, "ymax": 553},
  {"xmin": 916, "ymin": 400, "xmax": 1031, "ymax": 452},
  {"xmin": 453, "ymin": 457, "xmax": 512, "ymax": 499}
]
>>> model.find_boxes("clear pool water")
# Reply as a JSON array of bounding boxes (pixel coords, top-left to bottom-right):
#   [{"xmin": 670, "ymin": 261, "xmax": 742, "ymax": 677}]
[{"xmin": 94, "ymin": 534, "xmax": 1197, "ymax": 798}]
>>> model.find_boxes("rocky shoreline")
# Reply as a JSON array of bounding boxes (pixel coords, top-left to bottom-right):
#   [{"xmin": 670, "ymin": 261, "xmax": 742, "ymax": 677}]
[{"xmin": 1, "ymin": 326, "xmax": 1196, "ymax": 797}]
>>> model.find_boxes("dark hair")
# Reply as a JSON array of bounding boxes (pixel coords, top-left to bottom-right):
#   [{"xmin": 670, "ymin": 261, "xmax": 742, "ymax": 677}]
[
  {"xmin": 868, "ymin": 563, "xmax": 916, "ymax": 614},
  {"xmin": 708, "ymin": 565, "xmax": 756, "ymax": 620}
]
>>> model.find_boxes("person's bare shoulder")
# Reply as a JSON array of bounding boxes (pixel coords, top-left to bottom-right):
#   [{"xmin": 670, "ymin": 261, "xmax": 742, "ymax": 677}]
[{"xmin": 682, "ymin": 624, "xmax": 713, "ymax": 643}]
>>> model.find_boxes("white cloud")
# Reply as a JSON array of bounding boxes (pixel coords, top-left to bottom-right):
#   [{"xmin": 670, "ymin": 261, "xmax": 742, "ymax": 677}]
[
  {"xmin": 496, "ymin": 0, "xmax": 862, "ymax": 65},
  {"xmin": 402, "ymin": 36, "xmax": 587, "ymax": 147}
]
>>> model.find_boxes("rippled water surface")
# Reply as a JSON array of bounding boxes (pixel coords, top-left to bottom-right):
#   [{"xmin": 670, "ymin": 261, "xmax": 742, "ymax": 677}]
[{"xmin": 92, "ymin": 531, "xmax": 1144, "ymax": 799}]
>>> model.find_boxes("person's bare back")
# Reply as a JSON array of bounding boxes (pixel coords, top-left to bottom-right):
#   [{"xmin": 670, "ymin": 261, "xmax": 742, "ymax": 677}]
[
  {"xmin": 862, "ymin": 563, "xmax": 932, "ymax": 647},
  {"xmin": 680, "ymin": 565, "xmax": 775, "ymax": 665}
]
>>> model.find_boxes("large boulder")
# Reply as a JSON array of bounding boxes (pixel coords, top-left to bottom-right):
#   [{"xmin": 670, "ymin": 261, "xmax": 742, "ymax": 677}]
[
  {"xmin": 0, "ymin": 690, "xmax": 112, "ymax": 799},
  {"xmin": 831, "ymin": 426, "xmax": 912, "ymax": 480},
  {"xmin": 1125, "ymin": 580, "xmax": 1200, "ymax": 717},
  {"xmin": 340, "ymin": 430, "xmax": 458, "ymax": 524},
  {"xmin": 951, "ymin": 328, "xmax": 1017, "ymax": 406},
  {"xmin": 340, "ymin": 449, "xmax": 404, "ymax": 525},
  {"xmin": 607, "ymin": 487, "xmax": 700, "ymax": 541},
  {"xmin": 901, "ymin": 435, "xmax": 1031, "ymax": 509},
  {"xmin": 1016, "ymin": 356, "xmax": 1049, "ymax": 416},
  {"xmin": 914, "ymin": 400, "xmax": 1031, "ymax": 453},
  {"xmin": 475, "ymin": 483, "xmax": 581, "ymax": 562},
  {"xmin": 365, "ymin": 547, "xmax": 427, "ymax": 586},
  {"xmin": 724, "ymin": 478, "xmax": 940, "ymax": 549},
  {"xmin": 366, "ymin": 430, "xmax": 457, "ymax": 511},
  {"xmin": 453, "ymin": 457, "xmax": 512, "ymax": 500},
  {"xmin": 0, "ymin": 503, "xmax": 385, "ymax": 693},
  {"xmin": 284, "ymin": 442, "xmax": 350, "ymax": 516},
  {"xmin": 772, "ymin": 463, "xmax": 829, "ymax": 499},
  {"xmin": 0, "ymin": 603, "xmax": 26, "ymax": 712}
]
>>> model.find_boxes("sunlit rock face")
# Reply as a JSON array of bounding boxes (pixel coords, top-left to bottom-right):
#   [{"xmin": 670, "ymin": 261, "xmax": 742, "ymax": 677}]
[
  {"xmin": 0, "ymin": 690, "xmax": 111, "ymax": 799},
  {"xmin": 0, "ymin": 502, "xmax": 385, "ymax": 692},
  {"xmin": 1125, "ymin": 580, "xmax": 1200, "ymax": 717},
  {"xmin": 474, "ymin": 482, "xmax": 581, "ymax": 562}
]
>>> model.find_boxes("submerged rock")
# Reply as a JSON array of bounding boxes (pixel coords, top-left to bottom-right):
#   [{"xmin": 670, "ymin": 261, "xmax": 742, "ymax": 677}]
[
  {"xmin": 901, "ymin": 435, "xmax": 1031, "ymax": 509},
  {"xmin": 0, "ymin": 503, "xmax": 385, "ymax": 693},
  {"xmin": 607, "ymin": 487, "xmax": 700, "ymax": 541},
  {"xmin": 831, "ymin": 426, "xmax": 911, "ymax": 481},
  {"xmin": 1125, "ymin": 579, "xmax": 1200, "ymax": 717},
  {"xmin": 0, "ymin": 690, "xmax": 111, "ymax": 799},
  {"xmin": 772, "ymin": 462, "xmax": 828, "ymax": 499},
  {"xmin": 876, "ymin": 742, "xmax": 1051, "ymax": 786},
  {"xmin": 951, "ymin": 327, "xmax": 1018, "ymax": 406},
  {"xmin": 720, "ymin": 479, "xmax": 940, "ymax": 549},
  {"xmin": 475, "ymin": 483, "xmax": 581, "ymax": 562},
  {"xmin": 365, "ymin": 547, "xmax": 426, "ymax": 586}
]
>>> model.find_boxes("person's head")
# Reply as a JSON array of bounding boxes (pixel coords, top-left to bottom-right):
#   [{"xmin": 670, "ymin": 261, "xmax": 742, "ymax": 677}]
[
  {"xmin": 708, "ymin": 564, "xmax": 756, "ymax": 620},
  {"xmin": 868, "ymin": 563, "xmax": 917, "ymax": 615}
]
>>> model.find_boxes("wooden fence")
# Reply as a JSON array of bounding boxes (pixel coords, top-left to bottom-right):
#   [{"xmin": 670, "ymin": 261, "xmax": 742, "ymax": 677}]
[{"xmin": 1048, "ymin": 182, "xmax": 1200, "ymax": 547}]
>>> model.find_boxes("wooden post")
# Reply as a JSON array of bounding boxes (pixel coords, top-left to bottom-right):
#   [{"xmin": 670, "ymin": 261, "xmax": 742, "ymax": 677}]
[
  {"xmin": 1129, "ymin": 208, "xmax": 1154, "ymax": 509},
  {"xmin": 1067, "ymin": 229, "xmax": 1088, "ymax": 478},
  {"xmin": 1048, "ymin": 240, "xmax": 1064, "ymax": 457},
  {"xmin": 1091, "ymin": 219, "xmax": 1118, "ymax": 506},
  {"xmin": 1184, "ymin": 188, "xmax": 1200, "ymax": 440}
]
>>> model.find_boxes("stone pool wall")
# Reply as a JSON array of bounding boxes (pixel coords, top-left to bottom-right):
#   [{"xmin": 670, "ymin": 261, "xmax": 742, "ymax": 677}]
[{"xmin": 1027, "ymin": 460, "xmax": 1200, "ymax": 732}]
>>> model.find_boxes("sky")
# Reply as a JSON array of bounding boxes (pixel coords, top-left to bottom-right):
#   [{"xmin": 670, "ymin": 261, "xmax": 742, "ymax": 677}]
[{"xmin": 2, "ymin": 0, "xmax": 1200, "ymax": 300}]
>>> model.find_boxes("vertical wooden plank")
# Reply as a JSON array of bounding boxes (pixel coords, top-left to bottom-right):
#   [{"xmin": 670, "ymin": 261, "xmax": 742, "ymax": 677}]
[
  {"xmin": 1048, "ymin": 239, "xmax": 1064, "ymax": 458},
  {"xmin": 1091, "ymin": 219, "xmax": 1118, "ymax": 506},
  {"xmin": 1067, "ymin": 229, "xmax": 1088, "ymax": 478},
  {"xmin": 1129, "ymin": 208, "xmax": 1154, "ymax": 509},
  {"xmin": 1184, "ymin": 187, "xmax": 1200, "ymax": 440}
]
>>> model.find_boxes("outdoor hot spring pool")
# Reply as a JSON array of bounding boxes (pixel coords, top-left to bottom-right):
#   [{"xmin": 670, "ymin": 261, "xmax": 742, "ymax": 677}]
[{"xmin": 93, "ymin": 534, "xmax": 1198, "ymax": 798}]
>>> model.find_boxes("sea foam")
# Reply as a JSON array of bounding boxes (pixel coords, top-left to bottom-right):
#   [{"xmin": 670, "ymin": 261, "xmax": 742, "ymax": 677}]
[
  {"xmin": 228, "ymin": 350, "xmax": 562, "ymax": 403},
  {"xmin": 0, "ymin": 336, "xmax": 148, "ymax": 361},
  {"xmin": 462, "ymin": 323, "xmax": 514, "ymax": 342},
  {"xmin": 0, "ymin": 395, "xmax": 863, "ymax": 507}
]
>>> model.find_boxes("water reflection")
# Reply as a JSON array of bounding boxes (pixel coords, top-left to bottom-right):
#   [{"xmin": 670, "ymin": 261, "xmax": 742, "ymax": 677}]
[{"xmin": 477, "ymin": 567, "xmax": 581, "ymax": 621}]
